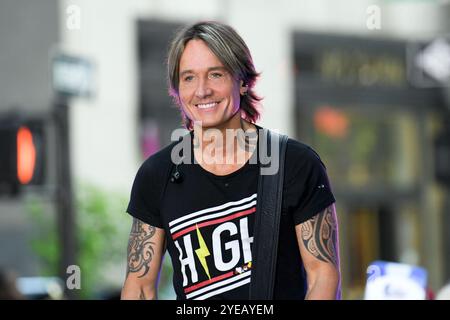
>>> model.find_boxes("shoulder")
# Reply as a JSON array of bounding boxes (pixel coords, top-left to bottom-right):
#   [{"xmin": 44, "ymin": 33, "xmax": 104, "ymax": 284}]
[
  {"xmin": 285, "ymin": 138, "xmax": 324, "ymax": 167},
  {"xmin": 283, "ymin": 137, "xmax": 330, "ymax": 187},
  {"xmin": 258, "ymin": 126, "xmax": 326, "ymax": 171},
  {"xmin": 259, "ymin": 127, "xmax": 322, "ymax": 164}
]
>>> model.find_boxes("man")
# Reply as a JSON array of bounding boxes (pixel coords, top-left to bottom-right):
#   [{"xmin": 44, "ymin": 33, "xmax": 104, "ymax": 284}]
[{"xmin": 121, "ymin": 21, "xmax": 341, "ymax": 300}]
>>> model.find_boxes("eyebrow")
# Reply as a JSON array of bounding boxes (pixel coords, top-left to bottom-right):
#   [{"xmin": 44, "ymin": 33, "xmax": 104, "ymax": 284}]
[{"xmin": 179, "ymin": 66, "xmax": 228, "ymax": 77}]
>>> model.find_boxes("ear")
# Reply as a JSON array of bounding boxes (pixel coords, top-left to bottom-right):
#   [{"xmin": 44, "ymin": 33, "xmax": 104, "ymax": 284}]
[{"xmin": 239, "ymin": 80, "xmax": 248, "ymax": 96}]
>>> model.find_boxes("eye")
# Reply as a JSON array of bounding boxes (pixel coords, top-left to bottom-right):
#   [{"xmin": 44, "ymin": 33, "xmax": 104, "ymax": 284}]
[
  {"xmin": 209, "ymin": 72, "xmax": 223, "ymax": 79},
  {"xmin": 183, "ymin": 75, "xmax": 195, "ymax": 82}
]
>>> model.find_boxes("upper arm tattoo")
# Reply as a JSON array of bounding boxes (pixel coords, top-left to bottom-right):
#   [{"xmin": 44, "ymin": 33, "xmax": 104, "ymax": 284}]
[
  {"xmin": 301, "ymin": 205, "xmax": 339, "ymax": 267},
  {"xmin": 127, "ymin": 218, "xmax": 156, "ymax": 278}
]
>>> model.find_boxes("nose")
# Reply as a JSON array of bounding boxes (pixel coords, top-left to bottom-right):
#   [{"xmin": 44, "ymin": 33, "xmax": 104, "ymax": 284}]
[{"xmin": 194, "ymin": 77, "xmax": 212, "ymax": 98}]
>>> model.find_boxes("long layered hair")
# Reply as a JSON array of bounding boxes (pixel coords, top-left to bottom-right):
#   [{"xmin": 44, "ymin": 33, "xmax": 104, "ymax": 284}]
[{"xmin": 167, "ymin": 21, "xmax": 262, "ymax": 129}]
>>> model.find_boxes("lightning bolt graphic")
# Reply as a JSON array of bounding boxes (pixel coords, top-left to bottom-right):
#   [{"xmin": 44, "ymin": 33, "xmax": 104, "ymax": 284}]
[{"xmin": 195, "ymin": 224, "xmax": 211, "ymax": 280}]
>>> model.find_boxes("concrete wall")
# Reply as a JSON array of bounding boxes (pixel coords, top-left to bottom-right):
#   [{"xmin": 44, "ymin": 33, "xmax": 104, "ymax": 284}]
[{"xmin": 0, "ymin": 0, "xmax": 59, "ymax": 111}]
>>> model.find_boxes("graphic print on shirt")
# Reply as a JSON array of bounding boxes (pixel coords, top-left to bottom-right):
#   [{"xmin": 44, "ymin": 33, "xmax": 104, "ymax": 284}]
[{"xmin": 169, "ymin": 193, "xmax": 256, "ymax": 300}]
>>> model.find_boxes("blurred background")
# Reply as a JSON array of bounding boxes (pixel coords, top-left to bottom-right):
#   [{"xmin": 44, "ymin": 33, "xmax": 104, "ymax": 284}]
[{"xmin": 0, "ymin": 0, "xmax": 449, "ymax": 300}]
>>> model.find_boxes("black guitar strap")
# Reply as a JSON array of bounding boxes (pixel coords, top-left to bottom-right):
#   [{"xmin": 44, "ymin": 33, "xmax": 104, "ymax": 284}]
[{"xmin": 250, "ymin": 128, "xmax": 288, "ymax": 300}]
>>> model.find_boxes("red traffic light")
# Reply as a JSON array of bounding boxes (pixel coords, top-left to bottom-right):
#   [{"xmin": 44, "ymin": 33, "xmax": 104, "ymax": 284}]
[
  {"xmin": 17, "ymin": 126, "xmax": 37, "ymax": 185},
  {"xmin": 0, "ymin": 115, "xmax": 45, "ymax": 195}
]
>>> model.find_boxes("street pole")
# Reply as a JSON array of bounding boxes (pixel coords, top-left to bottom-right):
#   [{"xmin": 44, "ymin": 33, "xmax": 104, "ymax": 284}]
[
  {"xmin": 51, "ymin": 53, "xmax": 93, "ymax": 299},
  {"xmin": 53, "ymin": 95, "xmax": 77, "ymax": 299}
]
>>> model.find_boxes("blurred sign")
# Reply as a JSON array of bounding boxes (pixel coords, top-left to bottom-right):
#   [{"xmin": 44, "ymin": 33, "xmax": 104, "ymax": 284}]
[
  {"xmin": 16, "ymin": 277, "xmax": 64, "ymax": 300},
  {"xmin": 319, "ymin": 50, "xmax": 405, "ymax": 87},
  {"xmin": 407, "ymin": 36, "xmax": 450, "ymax": 87},
  {"xmin": 52, "ymin": 53, "xmax": 94, "ymax": 97},
  {"xmin": 364, "ymin": 261, "xmax": 427, "ymax": 300}
]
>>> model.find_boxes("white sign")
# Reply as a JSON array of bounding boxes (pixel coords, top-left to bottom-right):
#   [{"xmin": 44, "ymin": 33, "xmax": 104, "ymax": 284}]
[
  {"xmin": 52, "ymin": 53, "xmax": 94, "ymax": 97},
  {"xmin": 364, "ymin": 261, "xmax": 427, "ymax": 300},
  {"xmin": 407, "ymin": 36, "xmax": 450, "ymax": 87}
]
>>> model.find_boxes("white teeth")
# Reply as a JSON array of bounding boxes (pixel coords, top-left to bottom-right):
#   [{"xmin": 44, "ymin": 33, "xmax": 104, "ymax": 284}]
[{"xmin": 196, "ymin": 102, "xmax": 218, "ymax": 109}]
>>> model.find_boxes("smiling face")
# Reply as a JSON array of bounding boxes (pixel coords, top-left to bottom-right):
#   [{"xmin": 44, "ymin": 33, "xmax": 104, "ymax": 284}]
[{"xmin": 178, "ymin": 39, "xmax": 247, "ymax": 130}]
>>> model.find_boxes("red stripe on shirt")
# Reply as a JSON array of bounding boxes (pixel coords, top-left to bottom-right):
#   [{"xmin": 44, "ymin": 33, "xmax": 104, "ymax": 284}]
[
  {"xmin": 171, "ymin": 207, "xmax": 256, "ymax": 240},
  {"xmin": 184, "ymin": 271, "xmax": 235, "ymax": 294}
]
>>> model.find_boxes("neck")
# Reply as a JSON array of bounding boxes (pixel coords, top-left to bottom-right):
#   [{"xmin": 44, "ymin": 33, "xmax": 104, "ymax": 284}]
[{"xmin": 192, "ymin": 113, "xmax": 257, "ymax": 166}]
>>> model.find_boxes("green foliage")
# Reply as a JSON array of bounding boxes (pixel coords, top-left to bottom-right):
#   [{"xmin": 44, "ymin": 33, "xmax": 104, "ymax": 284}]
[
  {"xmin": 26, "ymin": 183, "xmax": 130, "ymax": 299},
  {"xmin": 26, "ymin": 199, "xmax": 60, "ymax": 277},
  {"xmin": 75, "ymin": 184, "xmax": 130, "ymax": 298}
]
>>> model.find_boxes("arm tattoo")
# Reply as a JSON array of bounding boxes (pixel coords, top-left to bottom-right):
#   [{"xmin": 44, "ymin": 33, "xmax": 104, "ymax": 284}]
[
  {"xmin": 301, "ymin": 205, "xmax": 338, "ymax": 267},
  {"xmin": 127, "ymin": 218, "xmax": 156, "ymax": 278}
]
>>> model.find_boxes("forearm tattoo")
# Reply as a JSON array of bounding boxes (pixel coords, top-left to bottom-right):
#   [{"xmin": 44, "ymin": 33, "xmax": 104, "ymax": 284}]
[
  {"xmin": 127, "ymin": 218, "xmax": 156, "ymax": 278},
  {"xmin": 301, "ymin": 205, "xmax": 339, "ymax": 267}
]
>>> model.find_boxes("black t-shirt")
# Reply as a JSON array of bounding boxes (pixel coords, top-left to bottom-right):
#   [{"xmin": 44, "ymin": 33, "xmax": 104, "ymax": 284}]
[{"xmin": 126, "ymin": 130, "xmax": 335, "ymax": 300}]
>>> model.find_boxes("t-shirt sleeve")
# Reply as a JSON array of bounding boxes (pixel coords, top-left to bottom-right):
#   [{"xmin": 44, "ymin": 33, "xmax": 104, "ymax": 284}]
[
  {"xmin": 126, "ymin": 160, "xmax": 164, "ymax": 228},
  {"xmin": 283, "ymin": 142, "xmax": 336, "ymax": 225}
]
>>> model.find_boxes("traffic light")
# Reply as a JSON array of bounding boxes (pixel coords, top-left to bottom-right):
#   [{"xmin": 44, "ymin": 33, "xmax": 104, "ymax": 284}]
[{"xmin": 0, "ymin": 115, "xmax": 45, "ymax": 196}]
